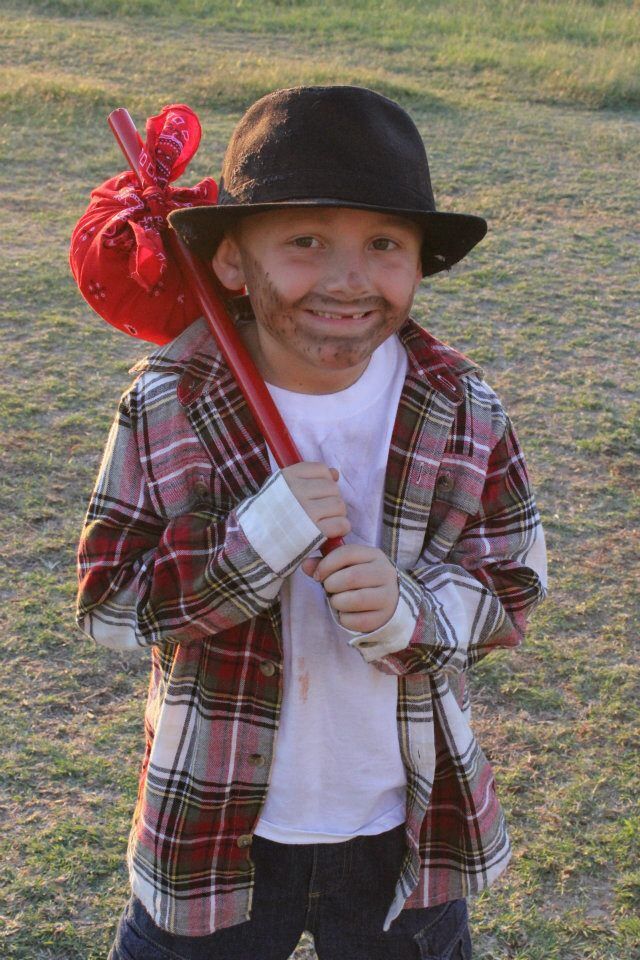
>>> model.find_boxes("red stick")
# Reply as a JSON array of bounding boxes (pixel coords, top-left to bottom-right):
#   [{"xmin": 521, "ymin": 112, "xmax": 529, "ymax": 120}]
[{"xmin": 108, "ymin": 108, "xmax": 343, "ymax": 555}]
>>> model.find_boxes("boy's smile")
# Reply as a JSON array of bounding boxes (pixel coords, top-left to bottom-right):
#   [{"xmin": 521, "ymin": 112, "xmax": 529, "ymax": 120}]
[{"xmin": 212, "ymin": 207, "xmax": 423, "ymax": 394}]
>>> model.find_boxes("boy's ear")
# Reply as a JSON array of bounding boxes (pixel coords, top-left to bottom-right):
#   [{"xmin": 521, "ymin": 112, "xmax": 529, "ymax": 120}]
[{"xmin": 211, "ymin": 234, "xmax": 246, "ymax": 289}]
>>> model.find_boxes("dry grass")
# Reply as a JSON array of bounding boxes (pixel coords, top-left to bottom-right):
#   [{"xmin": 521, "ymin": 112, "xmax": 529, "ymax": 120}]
[{"xmin": 1, "ymin": 4, "xmax": 639, "ymax": 959}]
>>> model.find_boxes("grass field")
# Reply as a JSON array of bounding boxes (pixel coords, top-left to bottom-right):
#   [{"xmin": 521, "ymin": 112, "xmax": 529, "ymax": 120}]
[{"xmin": 1, "ymin": 2, "xmax": 639, "ymax": 958}]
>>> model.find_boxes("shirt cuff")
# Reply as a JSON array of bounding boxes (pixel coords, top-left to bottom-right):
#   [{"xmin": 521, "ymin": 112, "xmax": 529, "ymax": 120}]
[
  {"xmin": 327, "ymin": 583, "xmax": 418, "ymax": 663},
  {"xmin": 236, "ymin": 470, "xmax": 325, "ymax": 577}
]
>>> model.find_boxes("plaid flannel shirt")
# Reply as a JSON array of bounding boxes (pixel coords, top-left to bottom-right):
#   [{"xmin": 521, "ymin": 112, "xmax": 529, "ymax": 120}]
[{"xmin": 76, "ymin": 303, "xmax": 547, "ymax": 936}]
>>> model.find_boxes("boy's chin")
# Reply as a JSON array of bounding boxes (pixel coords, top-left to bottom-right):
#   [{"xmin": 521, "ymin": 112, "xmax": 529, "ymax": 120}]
[{"xmin": 304, "ymin": 343, "xmax": 378, "ymax": 370}]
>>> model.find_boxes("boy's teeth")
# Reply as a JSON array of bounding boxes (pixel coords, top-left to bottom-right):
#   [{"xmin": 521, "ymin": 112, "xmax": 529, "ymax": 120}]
[{"xmin": 311, "ymin": 310, "xmax": 367, "ymax": 319}]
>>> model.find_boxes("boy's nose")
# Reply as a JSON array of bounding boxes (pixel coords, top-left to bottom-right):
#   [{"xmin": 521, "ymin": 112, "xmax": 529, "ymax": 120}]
[{"xmin": 322, "ymin": 249, "xmax": 370, "ymax": 298}]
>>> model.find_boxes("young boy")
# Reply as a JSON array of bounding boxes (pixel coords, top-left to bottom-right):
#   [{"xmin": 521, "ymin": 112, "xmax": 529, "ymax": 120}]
[{"xmin": 76, "ymin": 86, "xmax": 547, "ymax": 960}]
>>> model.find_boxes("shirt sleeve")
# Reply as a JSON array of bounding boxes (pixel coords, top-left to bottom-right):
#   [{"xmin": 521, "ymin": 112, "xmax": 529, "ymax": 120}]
[
  {"xmin": 76, "ymin": 390, "xmax": 324, "ymax": 651},
  {"xmin": 236, "ymin": 470, "xmax": 325, "ymax": 576},
  {"xmin": 325, "ymin": 584, "xmax": 418, "ymax": 660},
  {"xmin": 347, "ymin": 415, "xmax": 547, "ymax": 675}
]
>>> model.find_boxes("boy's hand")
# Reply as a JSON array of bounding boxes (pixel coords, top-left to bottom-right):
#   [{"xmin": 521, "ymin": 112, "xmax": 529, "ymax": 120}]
[
  {"xmin": 302, "ymin": 545, "xmax": 399, "ymax": 634},
  {"xmin": 281, "ymin": 462, "xmax": 351, "ymax": 540}
]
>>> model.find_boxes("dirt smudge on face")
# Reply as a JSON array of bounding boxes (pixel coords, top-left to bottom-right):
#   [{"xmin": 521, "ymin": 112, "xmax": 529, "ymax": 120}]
[{"xmin": 241, "ymin": 251, "xmax": 413, "ymax": 378}]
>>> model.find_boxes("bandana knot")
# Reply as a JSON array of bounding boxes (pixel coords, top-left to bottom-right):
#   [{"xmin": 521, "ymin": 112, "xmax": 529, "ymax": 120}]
[{"xmin": 70, "ymin": 104, "xmax": 219, "ymax": 343}]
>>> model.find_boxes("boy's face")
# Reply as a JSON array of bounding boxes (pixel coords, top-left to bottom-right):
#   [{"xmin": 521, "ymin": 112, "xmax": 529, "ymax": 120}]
[{"xmin": 212, "ymin": 207, "xmax": 423, "ymax": 393}]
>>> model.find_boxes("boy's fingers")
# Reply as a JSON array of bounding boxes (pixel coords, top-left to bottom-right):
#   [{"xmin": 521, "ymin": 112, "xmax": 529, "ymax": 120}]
[
  {"xmin": 308, "ymin": 495, "xmax": 347, "ymax": 519},
  {"xmin": 302, "ymin": 557, "xmax": 321, "ymax": 577},
  {"xmin": 284, "ymin": 462, "xmax": 338, "ymax": 480},
  {"xmin": 292, "ymin": 480, "xmax": 339, "ymax": 500},
  {"xmin": 312, "ymin": 544, "xmax": 378, "ymax": 582},
  {"xmin": 322, "ymin": 564, "xmax": 385, "ymax": 594},
  {"xmin": 338, "ymin": 611, "xmax": 387, "ymax": 633},
  {"xmin": 329, "ymin": 587, "xmax": 384, "ymax": 613}
]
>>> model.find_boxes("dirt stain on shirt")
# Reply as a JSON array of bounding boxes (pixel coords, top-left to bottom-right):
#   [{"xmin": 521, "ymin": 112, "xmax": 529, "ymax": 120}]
[{"xmin": 297, "ymin": 656, "xmax": 310, "ymax": 704}]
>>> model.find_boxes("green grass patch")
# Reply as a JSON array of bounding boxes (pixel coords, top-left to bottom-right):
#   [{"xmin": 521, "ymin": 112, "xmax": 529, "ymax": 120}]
[{"xmin": 2, "ymin": 2, "xmax": 639, "ymax": 110}]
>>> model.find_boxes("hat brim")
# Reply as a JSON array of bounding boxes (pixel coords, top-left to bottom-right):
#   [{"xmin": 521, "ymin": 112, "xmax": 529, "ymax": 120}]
[{"xmin": 168, "ymin": 201, "xmax": 487, "ymax": 278}]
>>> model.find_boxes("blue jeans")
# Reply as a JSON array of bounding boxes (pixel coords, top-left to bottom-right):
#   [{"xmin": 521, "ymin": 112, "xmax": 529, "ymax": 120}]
[{"xmin": 108, "ymin": 824, "xmax": 472, "ymax": 959}]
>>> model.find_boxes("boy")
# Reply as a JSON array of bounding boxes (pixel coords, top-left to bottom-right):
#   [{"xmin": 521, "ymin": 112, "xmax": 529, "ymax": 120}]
[{"xmin": 76, "ymin": 86, "xmax": 547, "ymax": 959}]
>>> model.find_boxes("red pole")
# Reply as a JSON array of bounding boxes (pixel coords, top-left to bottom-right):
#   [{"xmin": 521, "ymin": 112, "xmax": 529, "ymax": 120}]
[{"xmin": 107, "ymin": 108, "xmax": 343, "ymax": 555}]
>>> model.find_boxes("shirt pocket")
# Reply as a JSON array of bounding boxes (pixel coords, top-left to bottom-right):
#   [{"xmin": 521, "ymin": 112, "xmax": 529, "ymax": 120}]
[
  {"xmin": 424, "ymin": 459, "xmax": 485, "ymax": 560},
  {"xmin": 149, "ymin": 463, "xmax": 236, "ymax": 520}
]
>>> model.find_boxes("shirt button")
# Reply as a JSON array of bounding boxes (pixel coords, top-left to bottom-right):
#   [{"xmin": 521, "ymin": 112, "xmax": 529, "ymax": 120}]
[
  {"xmin": 259, "ymin": 661, "xmax": 276, "ymax": 677},
  {"xmin": 436, "ymin": 474, "xmax": 455, "ymax": 493},
  {"xmin": 237, "ymin": 860, "xmax": 252, "ymax": 872},
  {"xmin": 248, "ymin": 754, "xmax": 265, "ymax": 767},
  {"xmin": 237, "ymin": 834, "xmax": 253, "ymax": 848}
]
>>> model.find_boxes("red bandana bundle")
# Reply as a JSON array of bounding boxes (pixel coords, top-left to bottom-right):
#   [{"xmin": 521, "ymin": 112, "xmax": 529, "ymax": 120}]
[{"xmin": 70, "ymin": 104, "xmax": 218, "ymax": 344}]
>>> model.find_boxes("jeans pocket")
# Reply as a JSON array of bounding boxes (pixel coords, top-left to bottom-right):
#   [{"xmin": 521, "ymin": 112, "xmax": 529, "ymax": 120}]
[
  {"xmin": 118, "ymin": 933, "xmax": 185, "ymax": 960},
  {"xmin": 112, "ymin": 912, "xmax": 188, "ymax": 960},
  {"xmin": 413, "ymin": 899, "xmax": 472, "ymax": 960}
]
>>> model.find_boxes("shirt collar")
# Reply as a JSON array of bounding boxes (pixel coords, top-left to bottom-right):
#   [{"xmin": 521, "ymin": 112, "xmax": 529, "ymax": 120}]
[{"xmin": 131, "ymin": 295, "xmax": 482, "ymax": 405}]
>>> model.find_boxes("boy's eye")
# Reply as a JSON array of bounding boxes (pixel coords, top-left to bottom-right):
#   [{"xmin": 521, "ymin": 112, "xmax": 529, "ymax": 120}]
[
  {"xmin": 291, "ymin": 236, "xmax": 319, "ymax": 248},
  {"xmin": 371, "ymin": 238, "xmax": 398, "ymax": 251}
]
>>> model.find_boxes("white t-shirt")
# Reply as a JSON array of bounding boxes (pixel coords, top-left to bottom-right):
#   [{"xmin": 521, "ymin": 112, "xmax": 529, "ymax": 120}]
[{"xmin": 254, "ymin": 334, "xmax": 409, "ymax": 843}]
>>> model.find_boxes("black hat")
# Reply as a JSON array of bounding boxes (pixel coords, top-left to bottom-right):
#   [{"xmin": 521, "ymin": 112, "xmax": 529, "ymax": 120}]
[{"xmin": 168, "ymin": 85, "xmax": 486, "ymax": 277}]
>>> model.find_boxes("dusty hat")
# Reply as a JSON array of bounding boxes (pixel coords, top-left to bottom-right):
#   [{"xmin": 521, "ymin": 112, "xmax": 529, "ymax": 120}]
[{"xmin": 168, "ymin": 85, "xmax": 487, "ymax": 277}]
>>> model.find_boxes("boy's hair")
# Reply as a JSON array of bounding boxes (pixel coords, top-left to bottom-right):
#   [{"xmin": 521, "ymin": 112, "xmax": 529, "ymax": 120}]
[{"xmin": 168, "ymin": 85, "xmax": 487, "ymax": 277}]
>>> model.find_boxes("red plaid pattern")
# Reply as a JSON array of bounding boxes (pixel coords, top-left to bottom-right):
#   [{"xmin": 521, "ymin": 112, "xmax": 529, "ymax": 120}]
[{"xmin": 76, "ymin": 305, "xmax": 546, "ymax": 935}]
